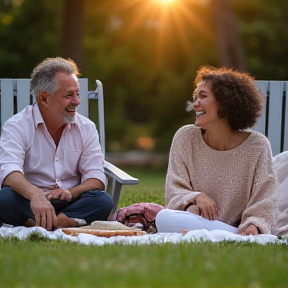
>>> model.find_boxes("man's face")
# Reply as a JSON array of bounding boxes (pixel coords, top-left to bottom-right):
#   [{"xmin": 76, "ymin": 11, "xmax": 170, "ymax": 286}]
[{"xmin": 47, "ymin": 72, "xmax": 80, "ymax": 125}]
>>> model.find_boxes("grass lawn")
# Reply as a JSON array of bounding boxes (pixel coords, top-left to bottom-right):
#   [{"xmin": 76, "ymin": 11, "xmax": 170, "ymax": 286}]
[
  {"xmin": 0, "ymin": 166, "xmax": 288, "ymax": 288},
  {"xmin": 118, "ymin": 166, "xmax": 167, "ymax": 207}
]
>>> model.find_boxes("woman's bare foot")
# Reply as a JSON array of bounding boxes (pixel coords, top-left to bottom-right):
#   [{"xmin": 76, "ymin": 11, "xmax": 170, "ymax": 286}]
[{"xmin": 186, "ymin": 205, "xmax": 201, "ymax": 215}]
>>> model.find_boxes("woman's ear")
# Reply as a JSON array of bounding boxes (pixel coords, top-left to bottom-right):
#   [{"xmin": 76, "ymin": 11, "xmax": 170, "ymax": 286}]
[{"xmin": 218, "ymin": 108, "xmax": 226, "ymax": 119}]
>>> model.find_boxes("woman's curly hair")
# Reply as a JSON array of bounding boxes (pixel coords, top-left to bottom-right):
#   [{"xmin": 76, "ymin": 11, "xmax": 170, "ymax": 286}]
[{"xmin": 193, "ymin": 66, "xmax": 263, "ymax": 130}]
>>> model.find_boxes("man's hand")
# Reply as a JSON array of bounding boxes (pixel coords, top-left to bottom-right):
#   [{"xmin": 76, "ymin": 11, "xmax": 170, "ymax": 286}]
[
  {"xmin": 30, "ymin": 193, "xmax": 57, "ymax": 231},
  {"xmin": 195, "ymin": 193, "xmax": 218, "ymax": 220},
  {"xmin": 46, "ymin": 188, "xmax": 73, "ymax": 202},
  {"xmin": 2, "ymin": 171, "xmax": 58, "ymax": 230}
]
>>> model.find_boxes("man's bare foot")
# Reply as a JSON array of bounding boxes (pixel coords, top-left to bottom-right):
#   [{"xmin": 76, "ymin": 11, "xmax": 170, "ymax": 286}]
[
  {"xmin": 57, "ymin": 213, "xmax": 79, "ymax": 228},
  {"xmin": 25, "ymin": 218, "xmax": 36, "ymax": 227}
]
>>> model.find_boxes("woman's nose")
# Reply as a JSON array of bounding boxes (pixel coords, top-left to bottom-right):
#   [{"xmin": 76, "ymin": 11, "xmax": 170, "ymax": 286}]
[{"xmin": 193, "ymin": 99, "xmax": 200, "ymax": 107}]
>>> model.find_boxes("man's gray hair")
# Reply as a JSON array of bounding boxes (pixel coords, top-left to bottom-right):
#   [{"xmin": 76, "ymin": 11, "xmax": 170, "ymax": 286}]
[{"xmin": 30, "ymin": 57, "xmax": 80, "ymax": 100}]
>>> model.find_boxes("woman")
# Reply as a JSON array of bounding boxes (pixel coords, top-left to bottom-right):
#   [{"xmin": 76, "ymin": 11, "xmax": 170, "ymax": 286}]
[{"xmin": 156, "ymin": 66, "xmax": 277, "ymax": 235}]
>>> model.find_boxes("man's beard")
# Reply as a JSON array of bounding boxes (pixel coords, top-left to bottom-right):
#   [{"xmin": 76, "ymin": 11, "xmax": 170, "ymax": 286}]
[
  {"xmin": 63, "ymin": 114, "xmax": 75, "ymax": 124},
  {"xmin": 63, "ymin": 106, "xmax": 77, "ymax": 123}
]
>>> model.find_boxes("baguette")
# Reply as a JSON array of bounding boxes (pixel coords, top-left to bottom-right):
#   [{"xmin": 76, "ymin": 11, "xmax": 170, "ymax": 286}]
[
  {"xmin": 83, "ymin": 220, "xmax": 141, "ymax": 231},
  {"xmin": 62, "ymin": 227, "xmax": 146, "ymax": 237}
]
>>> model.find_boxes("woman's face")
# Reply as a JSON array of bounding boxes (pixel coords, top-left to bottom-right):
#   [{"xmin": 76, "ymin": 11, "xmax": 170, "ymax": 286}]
[{"xmin": 193, "ymin": 80, "xmax": 221, "ymax": 129}]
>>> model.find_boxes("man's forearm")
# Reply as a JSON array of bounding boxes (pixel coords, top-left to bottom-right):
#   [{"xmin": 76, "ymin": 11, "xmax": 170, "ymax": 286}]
[
  {"xmin": 3, "ymin": 171, "xmax": 42, "ymax": 200},
  {"xmin": 69, "ymin": 178, "xmax": 105, "ymax": 199}
]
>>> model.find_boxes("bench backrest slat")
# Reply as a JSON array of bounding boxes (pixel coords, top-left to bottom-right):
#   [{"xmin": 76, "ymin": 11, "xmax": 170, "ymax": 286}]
[
  {"xmin": 253, "ymin": 80, "xmax": 268, "ymax": 135},
  {"xmin": 1, "ymin": 79, "xmax": 14, "ymax": 127},
  {"xmin": 255, "ymin": 80, "xmax": 288, "ymax": 156},
  {"xmin": 77, "ymin": 78, "xmax": 89, "ymax": 118},
  {"xmin": 16, "ymin": 79, "xmax": 31, "ymax": 112},
  {"xmin": 283, "ymin": 85, "xmax": 288, "ymax": 152},
  {"xmin": 267, "ymin": 81, "xmax": 285, "ymax": 155}
]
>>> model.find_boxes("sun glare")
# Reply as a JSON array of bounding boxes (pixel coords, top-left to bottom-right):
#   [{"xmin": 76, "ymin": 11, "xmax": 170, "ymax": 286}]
[
  {"xmin": 154, "ymin": 0, "xmax": 176, "ymax": 4},
  {"xmin": 114, "ymin": 0, "xmax": 213, "ymax": 70}
]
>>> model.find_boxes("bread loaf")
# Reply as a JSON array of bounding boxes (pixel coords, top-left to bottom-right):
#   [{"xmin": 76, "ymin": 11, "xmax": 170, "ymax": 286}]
[{"xmin": 62, "ymin": 227, "xmax": 146, "ymax": 237}]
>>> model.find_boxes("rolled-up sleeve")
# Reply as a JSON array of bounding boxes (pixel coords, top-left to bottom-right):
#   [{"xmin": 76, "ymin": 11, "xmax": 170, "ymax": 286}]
[
  {"xmin": 0, "ymin": 121, "xmax": 26, "ymax": 187},
  {"xmin": 78, "ymin": 121, "xmax": 106, "ymax": 188}
]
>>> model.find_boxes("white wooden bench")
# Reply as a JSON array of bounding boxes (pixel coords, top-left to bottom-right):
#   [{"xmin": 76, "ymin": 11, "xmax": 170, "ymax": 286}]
[
  {"xmin": 254, "ymin": 81, "xmax": 288, "ymax": 156},
  {"xmin": 0, "ymin": 78, "xmax": 139, "ymax": 213}
]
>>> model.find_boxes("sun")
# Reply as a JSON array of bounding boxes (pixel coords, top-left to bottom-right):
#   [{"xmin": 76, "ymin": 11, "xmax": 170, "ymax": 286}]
[
  {"xmin": 157, "ymin": 0, "xmax": 176, "ymax": 3},
  {"xmin": 152, "ymin": 0, "xmax": 177, "ymax": 5},
  {"xmin": 113, "ymin": 0, "xmax": 213, "ymax": 70}
]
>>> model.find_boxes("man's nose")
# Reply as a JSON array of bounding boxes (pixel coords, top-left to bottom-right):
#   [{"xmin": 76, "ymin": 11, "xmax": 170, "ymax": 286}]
[{"xmin": 71, "ymin": 93, "xmax": 80, "ymax": 105}]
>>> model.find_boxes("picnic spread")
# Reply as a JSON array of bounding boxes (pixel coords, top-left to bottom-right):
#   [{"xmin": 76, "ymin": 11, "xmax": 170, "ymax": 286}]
[{"xmin": 0, "ymin": 222, "xmax": 286, "ymax": 246}]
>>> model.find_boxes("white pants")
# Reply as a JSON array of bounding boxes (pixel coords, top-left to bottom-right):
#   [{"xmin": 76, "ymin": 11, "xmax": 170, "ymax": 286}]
[{"xmin": 156, "ymin": 209, "xmax": 238, "ymax": 234}]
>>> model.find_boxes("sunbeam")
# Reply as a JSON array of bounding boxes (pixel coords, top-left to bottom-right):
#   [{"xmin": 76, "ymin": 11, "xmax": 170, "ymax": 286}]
[{"xmin": 107, "ymin": 0, "xmax": 213, "ymax": 70}]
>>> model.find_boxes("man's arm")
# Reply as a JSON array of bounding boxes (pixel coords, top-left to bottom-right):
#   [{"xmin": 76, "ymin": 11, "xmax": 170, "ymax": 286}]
[
  {"xmin": 46, "ymin": 178, "xmax": 105, "ymax": 201},
  {"xmin": 70, "ymin": 178, "xmax": 105, "ymax": 197},
  {"xmin": 3, "ymin": 171, "xmax": 57, "ymax": 230}
]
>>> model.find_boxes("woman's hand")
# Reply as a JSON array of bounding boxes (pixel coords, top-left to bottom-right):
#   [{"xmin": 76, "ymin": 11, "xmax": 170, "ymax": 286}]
[{"xmin": 195, "ymin": 193, "xmax": 218, "ymax": 220}]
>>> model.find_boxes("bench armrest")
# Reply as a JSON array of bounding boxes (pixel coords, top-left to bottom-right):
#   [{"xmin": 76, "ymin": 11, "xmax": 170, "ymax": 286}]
[
  {"xmin": 104, "ymin": 160, "xmax": 139, "ymax": 213},
  {"xmin": 104, "ymin": 160, "xmax": 139, "ymax": 185}
]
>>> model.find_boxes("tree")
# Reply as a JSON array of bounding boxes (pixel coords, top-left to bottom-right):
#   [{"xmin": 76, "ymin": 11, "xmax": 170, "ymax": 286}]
[
  {"xmin": 211, "ymin": 0, "xmax": 247, "ymax": 71},
  {"xmin": 0, "ymin": 0, "xmax": 62, "ymax": 77},
  {"xmin": 62, "ymin": 0, "xmax": 84, "ymax": 69}
]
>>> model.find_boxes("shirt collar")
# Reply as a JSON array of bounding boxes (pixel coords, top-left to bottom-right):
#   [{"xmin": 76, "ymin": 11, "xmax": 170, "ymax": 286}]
[{"xmin": 32, "ymin": 103, "xmax": 44, "ymax": 129}]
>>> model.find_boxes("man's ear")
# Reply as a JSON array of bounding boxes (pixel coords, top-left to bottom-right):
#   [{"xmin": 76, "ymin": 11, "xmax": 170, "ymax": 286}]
[{"xmin": 38, "ymin": 91, "xmax": 49, "ymax": 105}]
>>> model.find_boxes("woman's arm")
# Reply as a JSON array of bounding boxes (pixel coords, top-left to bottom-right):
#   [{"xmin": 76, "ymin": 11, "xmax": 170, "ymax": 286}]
[
  {"xmin": 165, "ymin": 128, "xmax": 201, "ymax": 210},
  {"xmin": 238, "ymin": 143, "xmax": 277, "ymax": 234}
]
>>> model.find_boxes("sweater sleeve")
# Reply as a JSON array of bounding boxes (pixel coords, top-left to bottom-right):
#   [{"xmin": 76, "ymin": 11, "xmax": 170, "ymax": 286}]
[
  {"xmin": 165, "ymin": 128, "xmax": 201, "ymax": 210},
  {"xmin": 238, "ymin": 141, "xmax": 277, "ymax": 234}
]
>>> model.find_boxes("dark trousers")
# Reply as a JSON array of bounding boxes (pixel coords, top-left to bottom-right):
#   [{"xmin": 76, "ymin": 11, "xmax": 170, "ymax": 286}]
[{"xmin": 0, "ymin": 186, "xmax": 113, "ymax": 226}]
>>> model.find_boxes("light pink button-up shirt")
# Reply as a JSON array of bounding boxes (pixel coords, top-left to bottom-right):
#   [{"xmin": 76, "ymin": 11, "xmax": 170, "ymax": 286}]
[{"xmin": 0, "ymin": 104, "xmax": 106, "ymax": 191}]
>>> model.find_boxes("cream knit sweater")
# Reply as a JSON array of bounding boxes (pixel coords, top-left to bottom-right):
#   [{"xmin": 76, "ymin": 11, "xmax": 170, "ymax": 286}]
[{"xmin": 165, "ymin": 125, "xmax": 277, "ymax": 234}]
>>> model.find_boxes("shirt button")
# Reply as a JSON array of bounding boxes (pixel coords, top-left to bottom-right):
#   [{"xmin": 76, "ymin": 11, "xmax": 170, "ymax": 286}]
[{"xmin": 55, "ymin": 157, "xmax": 59, "ymax": 162}]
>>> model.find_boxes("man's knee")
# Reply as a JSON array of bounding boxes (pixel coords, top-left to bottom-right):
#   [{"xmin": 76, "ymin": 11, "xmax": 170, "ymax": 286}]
[
  {"xmin": 0, "ymin": 186, "xmax": 20, "ymax": 208},
  {"xmin": 90, "ymin": 190, "xmax": 113, "ymax": 215},
  {"xmin": 66, "ymin": 190, "xmax": 113, "ymax": 222},
  {"xmin": 0, "ymin": 187, "xmax": 32, "ymax": 225}
]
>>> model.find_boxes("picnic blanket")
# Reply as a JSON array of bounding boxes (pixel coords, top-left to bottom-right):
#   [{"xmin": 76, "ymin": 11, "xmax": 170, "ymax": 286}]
[{"xmin": 0, "ymin": 224, "xmax": 286, "ymax": 246}]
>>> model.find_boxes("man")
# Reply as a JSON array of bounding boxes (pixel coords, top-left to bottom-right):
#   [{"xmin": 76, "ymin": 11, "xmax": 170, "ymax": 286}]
[{"xmin": 0, "ymin": 57, "xmax": 113, "ymax": 231}]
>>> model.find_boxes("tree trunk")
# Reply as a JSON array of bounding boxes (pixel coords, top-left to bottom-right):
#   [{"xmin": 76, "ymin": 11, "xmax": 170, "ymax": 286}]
[
  {"xmin": 62, "ymin": 0, "xmax": 84, "ymax": 70},
  {"xmin": 211, "ymin": 0, "xmax": 247, "ymax": 71}
]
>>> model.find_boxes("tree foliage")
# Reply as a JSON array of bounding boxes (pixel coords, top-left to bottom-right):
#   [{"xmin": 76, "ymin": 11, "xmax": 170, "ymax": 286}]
[
  {"xmin": 0, "ymin": 0, "xmax": 62, "ymax": 77},
  {"xmin": 0, "ymin": 0, "xmax": 288, "ymax": 152}
]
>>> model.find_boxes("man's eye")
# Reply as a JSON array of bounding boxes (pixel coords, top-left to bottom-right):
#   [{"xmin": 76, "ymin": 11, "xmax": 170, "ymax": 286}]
[{"xmin": 63, "ymin": 95, "xmax": 73, "ymax": 99}]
